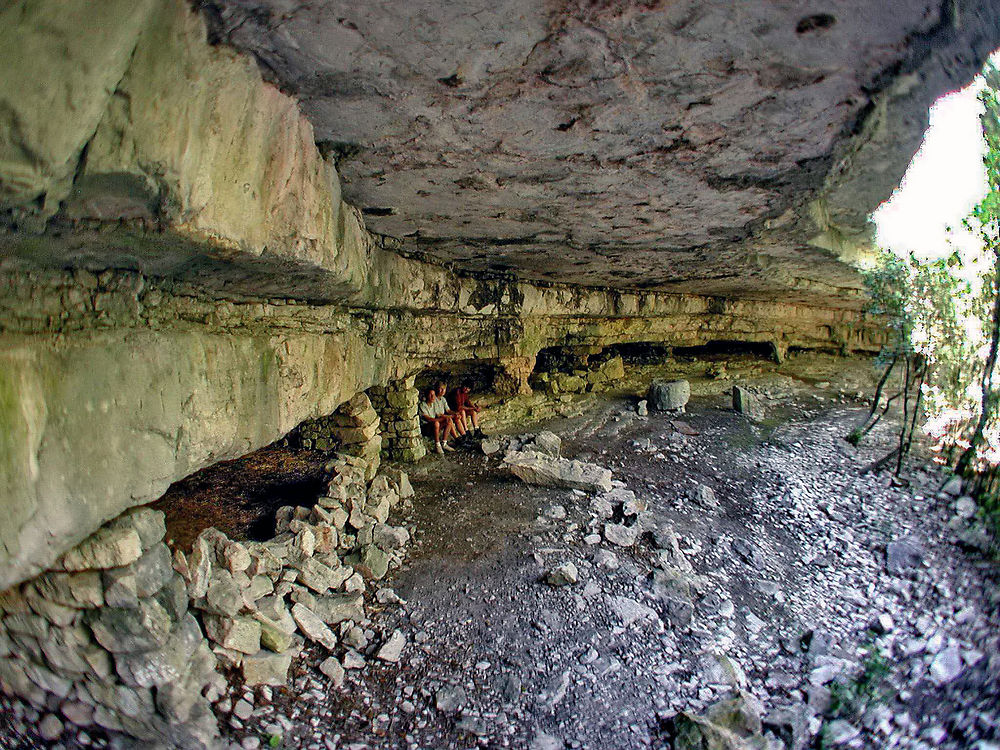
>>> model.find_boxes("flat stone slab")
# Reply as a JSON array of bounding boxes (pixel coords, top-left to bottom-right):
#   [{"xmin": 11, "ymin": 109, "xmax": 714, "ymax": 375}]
[{"xmin": 505, "ymin": 451, "xmax": 613, "ymax": 494}]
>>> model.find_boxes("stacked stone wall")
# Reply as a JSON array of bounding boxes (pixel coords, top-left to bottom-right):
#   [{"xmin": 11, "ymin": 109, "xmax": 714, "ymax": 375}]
[
  {"xmin": 369, "ymin": 377, "xmax": 426, "ymax": 463},
  {"xmin": 1, "ymin": 458, "xmax": 418, "ymax": 747},
  {"xmin": 0, "ymin": 508, "xmax": 222, "ymax": 748}
]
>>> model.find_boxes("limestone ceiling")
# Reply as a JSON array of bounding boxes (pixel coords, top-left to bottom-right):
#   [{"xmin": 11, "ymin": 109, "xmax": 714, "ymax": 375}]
[{"xmin": 202, "ymin": 0, "xmax": 1000, "ymax": 300}]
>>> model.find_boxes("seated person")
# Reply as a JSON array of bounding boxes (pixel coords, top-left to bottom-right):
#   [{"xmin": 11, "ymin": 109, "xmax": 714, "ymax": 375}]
[
  {"xmin": 435, "ymin": 380, "xmax": 469, "ymax": 438},
  {"xmin": 419, "ymin": 388, "xmax": 456, "ymax": 453},
  {"xmin": 447, "ymin": 383, "xmax": 485, "ymax": 438}
]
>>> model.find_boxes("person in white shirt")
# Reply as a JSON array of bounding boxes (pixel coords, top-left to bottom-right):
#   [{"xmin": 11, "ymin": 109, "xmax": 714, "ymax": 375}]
[{"xmin": 419, "ymin": 387, "xmax": 457, "ymax": 453}]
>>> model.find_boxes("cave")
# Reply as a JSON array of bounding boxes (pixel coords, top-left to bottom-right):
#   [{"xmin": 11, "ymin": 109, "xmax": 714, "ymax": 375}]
[{"xmin": 1, "ymin": 1, "xmax": 999, "ymax": 748}]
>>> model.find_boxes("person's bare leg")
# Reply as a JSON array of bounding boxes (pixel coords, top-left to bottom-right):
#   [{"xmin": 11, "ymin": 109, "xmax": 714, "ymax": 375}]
[
  {"xmin": 469, "ymin": 409, "xmax": 480, "ymax": 430},
  {"xmin": 431, "ymin": 419, "xmax": 444, "ymax": 453},
  {"xmin": 442, "ymin": 417, "xmax": 457, "ymax": 450}
]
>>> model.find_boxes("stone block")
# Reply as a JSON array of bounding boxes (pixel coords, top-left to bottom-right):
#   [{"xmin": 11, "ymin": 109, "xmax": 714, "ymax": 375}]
[
  {"xmin": 102, "ymin": 566, "xmax": 139, "ymax": 609},
  {"xmin": 31, "ymin": 571, "xmax": 104, "ymax": 609},
  {"xmin": 120, "ymin": 508, "xmax": 166, "ymax": 551},
  {"xmin": 242, "ymin": 650, "xmax": 292, "ymax": 687},
  {"xmin": 732, "ymin": 386, "xmax": 764, "ymax": 421},
  {"xmin": 505, "ymin": 451, "xmax": 613, "ymax": 494},
  {"xmin": 255, "ymin": 613, "xmax": 294, "ymax": 654},
  {"xmin": 57, "ymin": 524, "xmax": 142, "ymax": 572},
  {"xmin": 201, "ymin": 570, "xmax": 242, "ymax": 617},
  {"xmin": 291, "ymin": 603, "xmax": 337, "ymax": 650},
  {"xmin": 373, "ymin": 524, "xmax": 410, "ymax": 551},
  {"xmin": 114, "ymin": 613, "xmax": 203, "ymax": 688},
  {"xmin": 312, "ymin": 594, "xmax": 365, "ymax": 626},
  {"xmin": 358, "ymin": 545, "xmax": 390, "ymax": 580},
  {"xmin": 88, "ymin": 597, "xmax": 172, "ymax": 653},
  {"xmin": 203, "ymin": 615, "xmax": 261, "ymax": 654},
  {"xmin": 130, "ymin": 543, "xmax": 174, "ymax": 598},
  {"xmin": 648, "ymin": 379, "xmax": 690, "ymax": 411}
]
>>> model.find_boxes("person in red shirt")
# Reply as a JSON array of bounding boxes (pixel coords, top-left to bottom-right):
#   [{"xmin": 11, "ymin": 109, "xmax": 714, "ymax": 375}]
[{"xmin": 447, "ymin": 383, "xmax": 485, "ymax": 438}]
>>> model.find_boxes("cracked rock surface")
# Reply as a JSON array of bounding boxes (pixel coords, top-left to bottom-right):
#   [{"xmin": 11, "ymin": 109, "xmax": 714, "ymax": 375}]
[
  {"xmin": 87, "ymin": 376, "xmax": 992, "ymax": 750},
  {"xmin": 204, "ymin": 0, "xmax": 1000, "ymax": 299}
]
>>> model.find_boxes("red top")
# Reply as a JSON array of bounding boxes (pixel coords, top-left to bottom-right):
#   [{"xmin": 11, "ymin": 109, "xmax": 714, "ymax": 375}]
[{"xmin": 448, "ymin": 389, "xmax": 470, "ymax": 410}]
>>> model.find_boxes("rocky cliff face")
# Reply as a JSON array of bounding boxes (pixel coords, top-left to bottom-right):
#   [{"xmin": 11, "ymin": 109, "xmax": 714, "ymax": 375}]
[{"xmin": 0, "ymin": 0, "xmax": 995, "ymax": 589}]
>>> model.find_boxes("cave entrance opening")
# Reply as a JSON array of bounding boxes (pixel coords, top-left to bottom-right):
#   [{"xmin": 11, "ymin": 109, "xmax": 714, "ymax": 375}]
[
  {"xmin": 672, "ymin": 339, "xmax": 778, "ymax": 362},
  {"xmin": 149, "ymin": 438, "xmax": 331, "ymax": 552}
]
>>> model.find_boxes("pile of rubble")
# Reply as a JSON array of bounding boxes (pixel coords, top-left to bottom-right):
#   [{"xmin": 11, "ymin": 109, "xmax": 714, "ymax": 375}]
[
  {"xmin": 175, "ymin": 454, "xmax": 414, "ymax": 692},
  {"xmin": 0, "ymin": 449, "xmax": 419, "ymax": 748},
  {"xmin": 0, "ymin": 508, "xmax": 223, "ymax": 748}
]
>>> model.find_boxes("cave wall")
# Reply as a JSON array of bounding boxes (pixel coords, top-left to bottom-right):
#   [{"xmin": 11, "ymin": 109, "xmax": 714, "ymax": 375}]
[{"xmin": 0, "ymin": 0, "xmax": 887, "ymax": 590}]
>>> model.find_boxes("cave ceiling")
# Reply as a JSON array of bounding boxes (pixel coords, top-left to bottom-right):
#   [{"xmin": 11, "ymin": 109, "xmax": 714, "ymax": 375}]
[{"xmin": 202, "ymin": 0, "xmax": 1000, "ymax": 302}]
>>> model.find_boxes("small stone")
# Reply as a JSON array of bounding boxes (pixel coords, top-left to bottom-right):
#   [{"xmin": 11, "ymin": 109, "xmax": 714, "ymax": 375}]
[
  {"xmin": 39, "ymin": 714, "xmax": 64, "ymax": 740},
  {"xmin": 319, "ymin": 657, "xmax": 345, "ymax": 686},
  {"xmin": 603, "ymin": 523, "xmax": 638, "ymax": 547},
  {"xmin": 546, "ymin": 562, "xmax": 579, "ymax": 586},
  {"xmin": 941, "ymin": 476, "xmax": 963, "ymax": 496},
  {"xmin": 435, "ymin": 684, "xmax": 467, "ymax": 713},
  {"xmin": 692, "ymin": 484, "xmax": 718, "ymax": 508},
  {"xmin": 825, "ymin": 719, "xmax": 860, "ymax": 745},
  {"xmin": 636, "ymin": 400, "xmax": 648, "ymax": 417},
  {"xmin": 343, "ymin": 650, "xmax": 366, "ymax": 669},
  {"xmin": 375, "ymin": 588, "xmax": 406, "ymax": 606},
  {"xmin": 929, "ymin": 646, "xmax": 964, "ymax": 685},
  {"xmin": 376, "ymin": 630, "xmax": 406, "ymax": 663},
  {"xmin": 955, "ymin": 496, "xmax": 977, "ymax": 519},
  {"xmin": 242, "ymin": 651, "xmax": 292, "ymax": 687},
  {"xmin": 222, "ymin": 542, "xmax": 252, "ymax": 574},
  {"xmin": 233, "ymin": 699, "xmax": 253, "ymax": 721},
  {"xmin": 885, "ymin": 537, "xmax": 923, "ymax": 576}
]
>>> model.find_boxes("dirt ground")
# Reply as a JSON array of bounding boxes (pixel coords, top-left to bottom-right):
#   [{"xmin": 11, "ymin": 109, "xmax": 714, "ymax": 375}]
[
  {"xmin": 4, "ymin": 357, "xmax": 998, "ymax": 750},
  {"xmin": 220, "ymin": 368, "xmax": 999, "ymax": 750}
]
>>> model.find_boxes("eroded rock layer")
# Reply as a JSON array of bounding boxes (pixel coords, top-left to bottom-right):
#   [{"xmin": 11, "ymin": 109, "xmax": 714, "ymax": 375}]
[
  {"xmin": 203, "ymin": 0, "xmax": 1000, "ymax": 297},
  {"xmin": 0, "ymin": 0, "xmax": 992, "ymax": 590}
]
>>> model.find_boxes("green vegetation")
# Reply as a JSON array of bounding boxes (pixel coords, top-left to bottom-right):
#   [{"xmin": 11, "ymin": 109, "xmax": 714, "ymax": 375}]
[
  {"xmin": 854, "ymin": 62, "xmax": 1000, "ymax": 517},
  {"xmin": 818, "ymin": 645, "xmax": 894, "ymax": 748}
]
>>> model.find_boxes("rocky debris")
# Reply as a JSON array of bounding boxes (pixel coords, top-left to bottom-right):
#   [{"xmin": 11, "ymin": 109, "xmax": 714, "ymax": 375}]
[
  {"xmin": 505, "ymin": 450, "xmax": 613, "ymax": 493},
  {"xmin": 637, "ymin": 399, "xmax": 649, "ymax": 417},
  {"xmin": 546, "ymin": 562, "xmax": 579, "ymax": 586},
  {"xmin": 732, "ymin": 386, "xmax": 765, "ymax": 422},
  {"xmin": 659, "ymin": 692, "xmax": 767, "ymax": 749},
  {"xmin": 885, "ymin": 537, "xmax": 924, "ymax": 576},
  {"xmin": 1, "ymin": 453, "xmax": 420, "ymax": 749},
  {"xmin": 376, "ymin": 629, "xmax": 406, "ymax": 663},
  {"xmin": 648, "ymin": 379, "xmax": 691, "ymax": 411},
  {"xmin": 0, "ymin": 508, "xmax": 221, "ymax": 748}
]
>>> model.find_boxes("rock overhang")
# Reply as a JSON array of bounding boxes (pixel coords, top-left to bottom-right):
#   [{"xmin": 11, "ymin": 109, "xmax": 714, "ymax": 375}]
[{"xmin": 201, "ymin": 0, "xmax": 1000, "ymax": 299}]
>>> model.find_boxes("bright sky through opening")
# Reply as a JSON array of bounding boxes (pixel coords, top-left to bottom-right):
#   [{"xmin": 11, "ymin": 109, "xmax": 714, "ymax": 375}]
[{"xmin": 873, "ymin": 54, "xmax": 998, "ymax": 261}]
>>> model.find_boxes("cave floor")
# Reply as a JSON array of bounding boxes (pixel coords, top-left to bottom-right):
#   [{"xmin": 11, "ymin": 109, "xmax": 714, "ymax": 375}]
[{"xmin": 222, "ymin": 378, "xmax": 999, "ymax": 750}]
